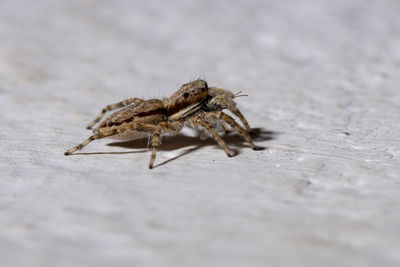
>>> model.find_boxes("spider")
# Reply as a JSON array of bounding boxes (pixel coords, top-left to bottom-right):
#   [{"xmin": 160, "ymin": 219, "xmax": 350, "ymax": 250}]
[{"xmin": 64, "ymin": 79, "xmax": 261, "ymax": 168}]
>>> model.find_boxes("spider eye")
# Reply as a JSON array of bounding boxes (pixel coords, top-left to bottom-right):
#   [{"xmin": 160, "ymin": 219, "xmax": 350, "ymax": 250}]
[{"xmin": 183, "ymin": 92, "xmax": 189, "ymax": 98}]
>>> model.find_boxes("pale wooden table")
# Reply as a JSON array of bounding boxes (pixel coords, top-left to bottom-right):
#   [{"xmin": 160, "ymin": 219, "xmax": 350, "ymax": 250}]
[{"xmin": 1, "ymin": 0, "xmax": 399, "ymax": 266}]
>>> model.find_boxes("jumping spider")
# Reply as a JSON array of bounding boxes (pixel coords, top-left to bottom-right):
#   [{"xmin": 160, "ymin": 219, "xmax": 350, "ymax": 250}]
[{"xmin": 64, "ymin": 79, "xmax": 261, "ymax": 168}]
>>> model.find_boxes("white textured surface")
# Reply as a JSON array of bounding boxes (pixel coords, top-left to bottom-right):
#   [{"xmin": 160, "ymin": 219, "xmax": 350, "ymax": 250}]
[{"xmin": 1, "ymin": 0, "xmax": 400, "ymax": 266}]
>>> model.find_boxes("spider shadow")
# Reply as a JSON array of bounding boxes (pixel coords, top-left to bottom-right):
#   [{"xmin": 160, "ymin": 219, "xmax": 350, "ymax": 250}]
[{"xmin": 105, "ymin": 127, "xmax": 279, "ymax": 168}]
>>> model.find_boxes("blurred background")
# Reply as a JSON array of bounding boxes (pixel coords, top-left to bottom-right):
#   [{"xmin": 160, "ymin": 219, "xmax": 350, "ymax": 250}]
[{"xmin": 1, "ymin": 0, "xmax": 400, "ymax": 267}]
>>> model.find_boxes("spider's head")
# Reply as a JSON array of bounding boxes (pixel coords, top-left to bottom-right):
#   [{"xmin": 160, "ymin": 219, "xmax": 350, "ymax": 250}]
[{"xmin": 167, "ymin": 79, "xmax": 209, "ymax": 120}]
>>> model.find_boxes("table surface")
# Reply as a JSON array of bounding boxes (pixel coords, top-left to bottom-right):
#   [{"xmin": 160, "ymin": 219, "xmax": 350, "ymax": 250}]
[{"xmin": 1, "ymin": 0, "xmax": 400, "ymax": 266}]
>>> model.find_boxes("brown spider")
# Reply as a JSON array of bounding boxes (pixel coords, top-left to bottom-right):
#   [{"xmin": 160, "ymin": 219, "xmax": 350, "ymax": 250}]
[{"xmin": 64, "ymin": 79, "xmax": 261, "ymax": 168}]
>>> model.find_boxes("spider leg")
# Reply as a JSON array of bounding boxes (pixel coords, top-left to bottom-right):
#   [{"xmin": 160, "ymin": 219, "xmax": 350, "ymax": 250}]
[
  {"xmin": 87, "ymin": 98, "xmax": 144, "ymax": 129},
  {"xmin": 228, "ymin": 105, "xmax": 252, "ymax": 133},
  {"xmin": 194, "ymin": 117, "xmax": 235, "ymax": 157},
  {"xmin": 149, "ymin": 121, "xmax": 183, "ymax": 169},
  {"xmin": 65, "ymin": 122, "xmax": 155, "ymax": 155},
  {"xmin": 208, "ymin": 86, "xmax": 252, "ymax": 133},
  {"xmin": 64, "ymin": 129, "xmax": 119, "ymax": 155},
  {"xmin": 149, "ymin": 127, "xmax": 162, "ymax": 169},
  {"xmin": 217, "ymin": 112, "xmax": 262, "ymax": 150}
]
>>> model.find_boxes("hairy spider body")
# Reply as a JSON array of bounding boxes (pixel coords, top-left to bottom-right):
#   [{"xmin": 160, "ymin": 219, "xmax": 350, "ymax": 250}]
[{"xmin": 64, "ymin": 79, "xmax": 260, "ymax": 168}]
